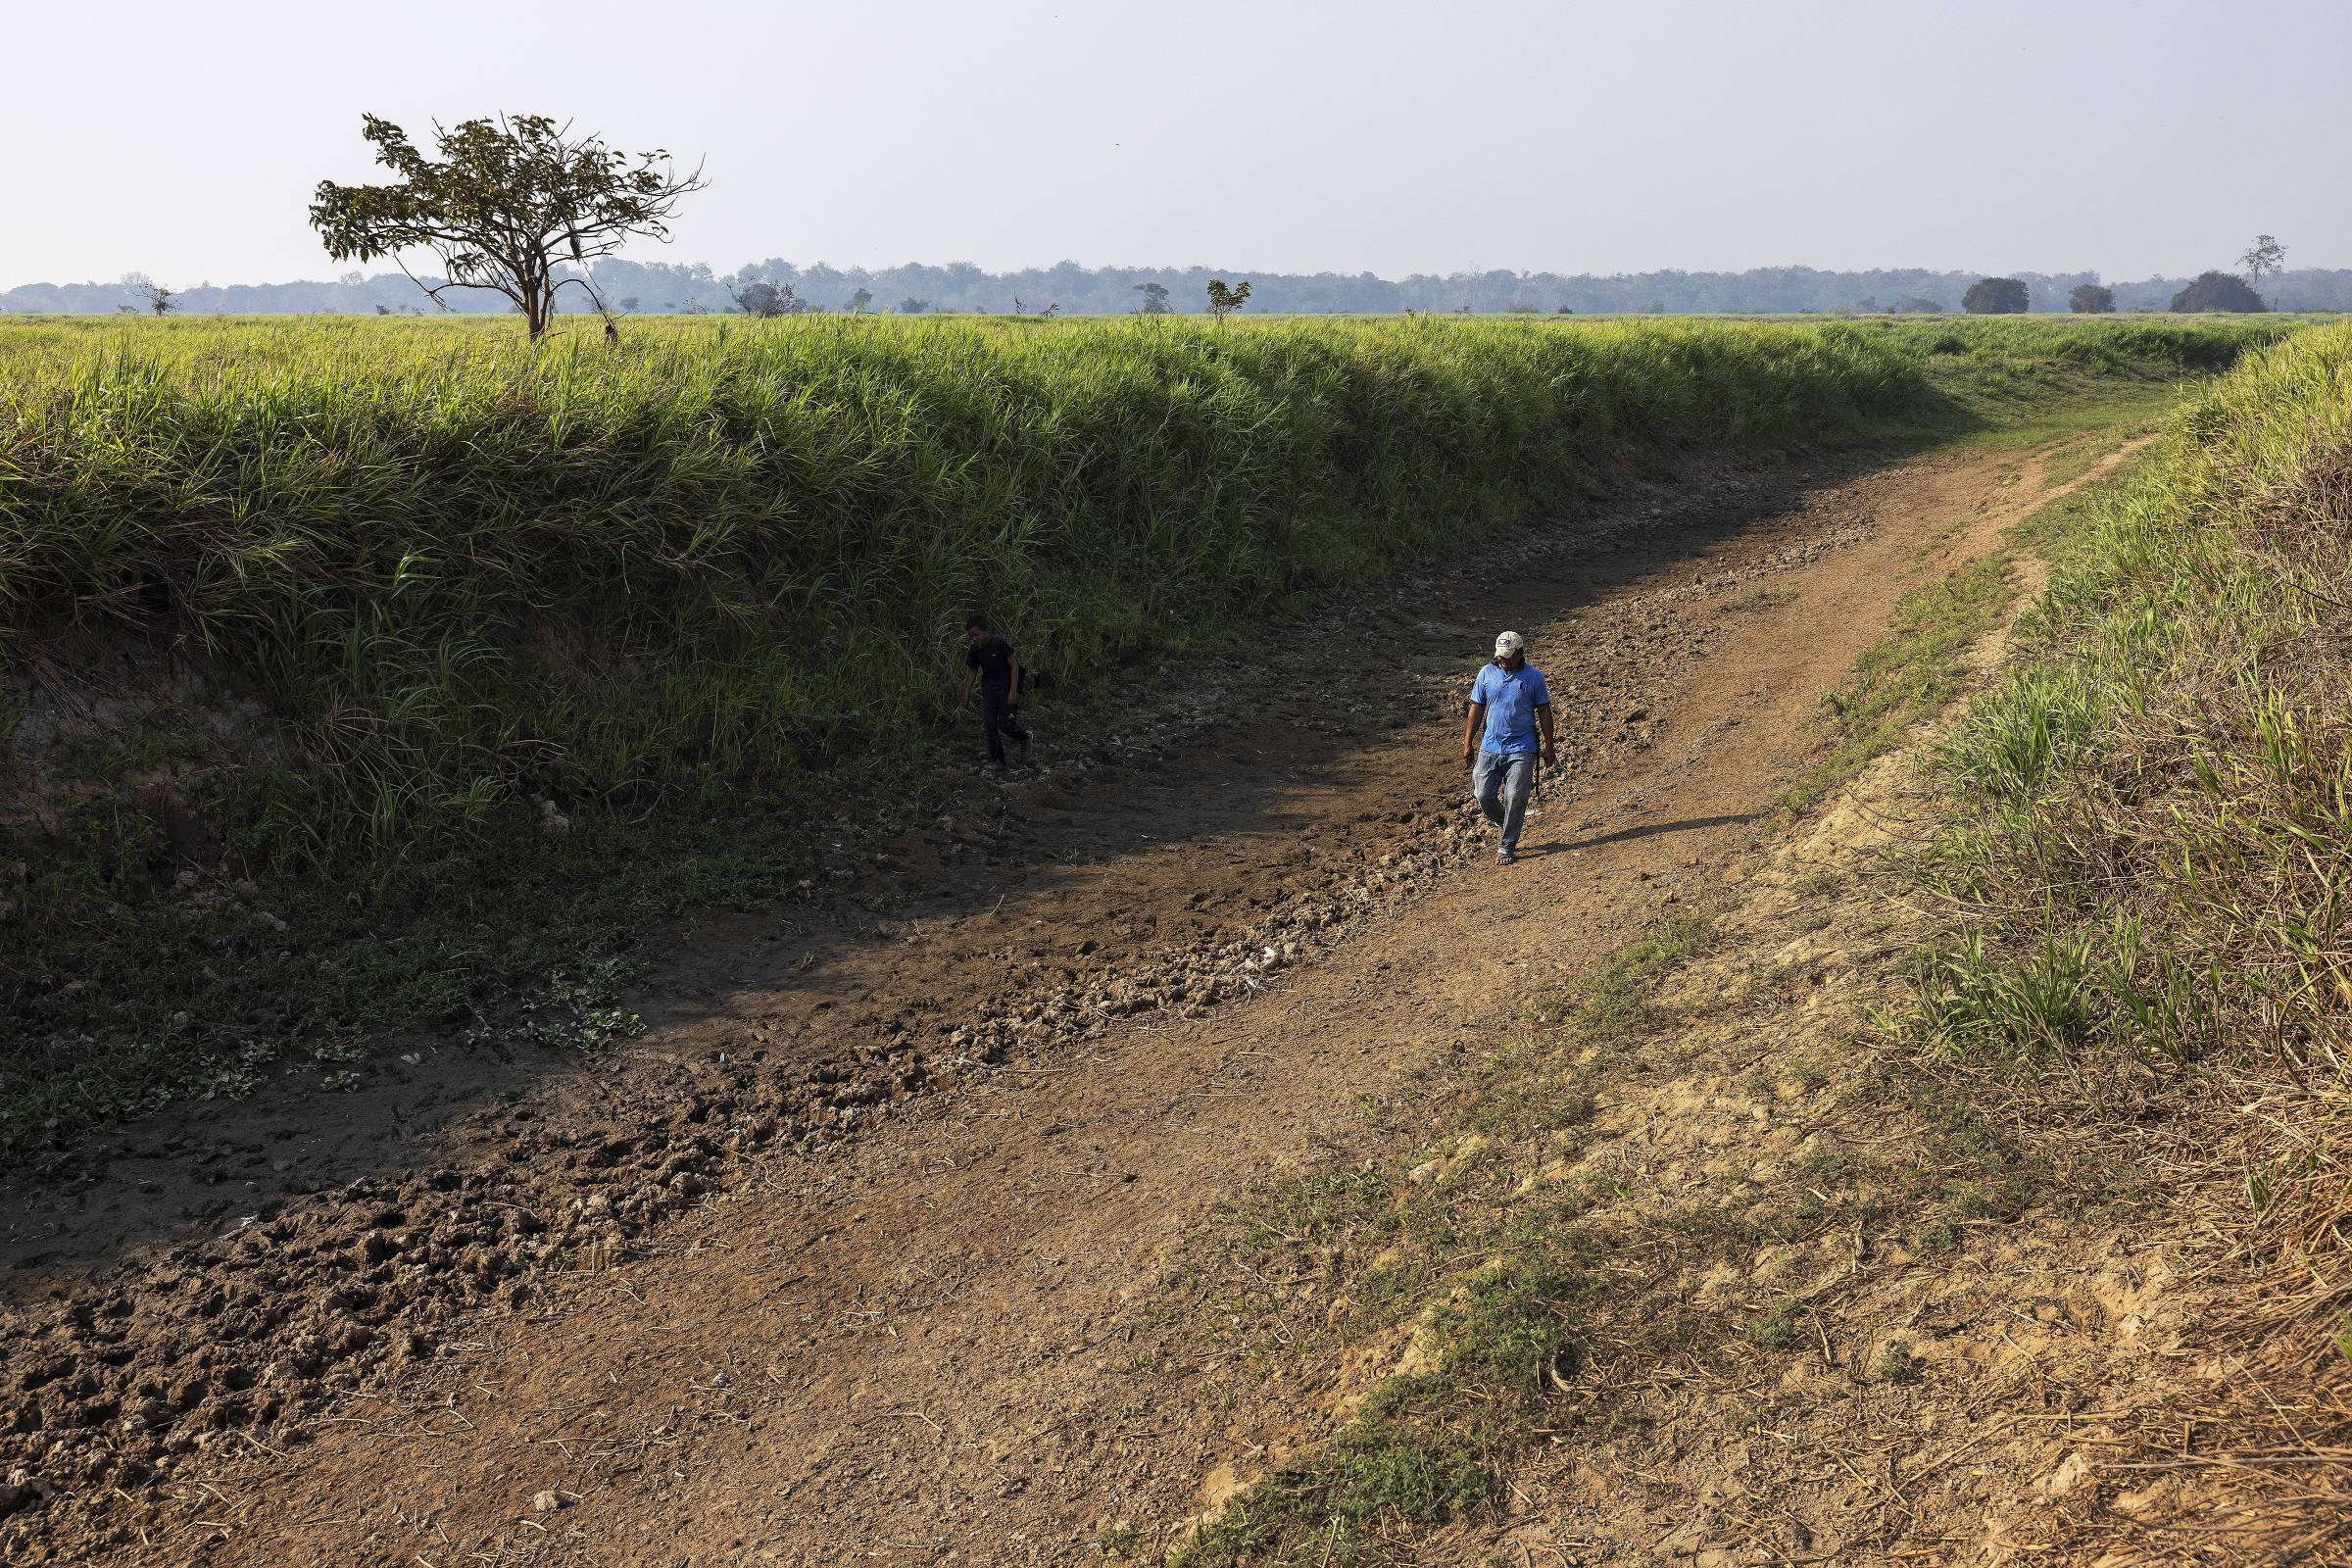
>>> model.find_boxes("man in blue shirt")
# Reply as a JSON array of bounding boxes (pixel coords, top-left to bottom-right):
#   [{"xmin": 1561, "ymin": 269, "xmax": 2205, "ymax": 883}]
[{"xmin": 1461, "ymin": 630, "xmax": 1555, "ymax": 864}]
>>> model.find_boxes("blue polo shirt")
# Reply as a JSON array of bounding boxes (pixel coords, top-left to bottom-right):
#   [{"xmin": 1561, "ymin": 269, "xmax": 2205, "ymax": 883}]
[{"xmin": 1471, "ymin": 661, "xmax": 1550, "ymax": 756}]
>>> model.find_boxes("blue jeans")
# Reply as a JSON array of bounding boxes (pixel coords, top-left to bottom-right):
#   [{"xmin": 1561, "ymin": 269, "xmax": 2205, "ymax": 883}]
[{"xmin": 1473, "ymin": 751, "xmax": 1536, "ymax": 853}]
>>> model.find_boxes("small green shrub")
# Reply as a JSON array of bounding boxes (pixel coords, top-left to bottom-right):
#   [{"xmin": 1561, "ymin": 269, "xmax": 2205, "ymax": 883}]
[{"xmin": 1744, "ymin": 1297, "xmax": 1804, "ymax": 1350}]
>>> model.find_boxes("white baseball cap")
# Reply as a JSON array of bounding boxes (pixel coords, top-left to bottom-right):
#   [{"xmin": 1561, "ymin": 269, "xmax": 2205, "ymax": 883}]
[{"xmin": 1494, "ymin": 630, "xmax": 1525, "ymax": 657}]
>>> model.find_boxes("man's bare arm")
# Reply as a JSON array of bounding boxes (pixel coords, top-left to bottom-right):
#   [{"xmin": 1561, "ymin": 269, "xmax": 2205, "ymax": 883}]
[
  {"xmin": 959, "ymin": 668, "xmax": 975, "ymax": 709},
  {"xmin": 1537, "ymin": 703, "xmax": 1556, "ymax": 762},
  {"xmin": 1462, "ymin": 702, "xmax": 1485, "ymax": 760}
]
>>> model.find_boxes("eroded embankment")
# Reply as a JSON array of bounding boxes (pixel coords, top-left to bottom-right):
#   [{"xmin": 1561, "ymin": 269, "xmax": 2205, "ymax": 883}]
[{"xmin": 0, "ymin": 423, "xmax": 2125, "ymax": 1567}]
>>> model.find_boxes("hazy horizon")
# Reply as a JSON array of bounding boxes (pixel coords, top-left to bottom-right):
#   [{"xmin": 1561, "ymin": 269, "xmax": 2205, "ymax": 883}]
[
  {"xmin": 13, "ymin": 259, "xmax": 2350, "ymax": 320},
  {"xmin": 6, "ymin": 0, "xmax": 2346, "ymax": 290}
]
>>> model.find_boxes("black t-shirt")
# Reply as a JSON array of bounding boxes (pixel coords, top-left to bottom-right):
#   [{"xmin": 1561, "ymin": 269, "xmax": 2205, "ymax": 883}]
[{"xmin": 965, "ymin": 635, "xmax": 1016, "ymax": 695}]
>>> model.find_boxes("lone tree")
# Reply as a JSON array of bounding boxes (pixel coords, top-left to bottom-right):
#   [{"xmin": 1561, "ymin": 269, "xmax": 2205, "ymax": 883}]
[
  {"xmin": 1962, "ymin": 276, "xmax": 2030, "ymax": 314},
  {"xmin": 2170, "ymin": 271, "xmax": 2268, "ymax": 313},
  {"xmin": 1204, "ymin": 277, "xmax": 1251, "ymax": 325},
  {"xmin": 2069, "ymin": 283, "xmax": 2115, "ymax": 315},
  {"xmin": 121, "ymin": 272, "xmax": 178, "ymax": 316},
  {"xmin": 2237, "ymin": 234, "xmax": 2286, "ymax": 304},
  {"xmin": 847, "ymin": 287, "xmax": 873, "ymax": 314},
  {"xmin": 898, "ymin": 297, "xmax": 930, "ymax": 315},
  {"xmin": 310, "ymin": 114, "xmax": 706, "ymax": 342},
  {"xmin": 729, "ymin": 280, "xmax": 802, "ymax": 318},
  {"xmin": 1132, "ymin": 281, "xmax": 1172, "ymax": 315}
]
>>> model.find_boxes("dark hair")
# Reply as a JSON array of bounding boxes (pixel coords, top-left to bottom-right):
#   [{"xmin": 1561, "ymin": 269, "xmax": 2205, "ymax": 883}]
[{"xmin": 965, "ymin": 614, "xmax": 989, "ymax": 631}]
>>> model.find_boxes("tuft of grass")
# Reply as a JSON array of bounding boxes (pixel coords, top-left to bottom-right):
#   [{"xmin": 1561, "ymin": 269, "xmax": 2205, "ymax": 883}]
[
  {"xmin": 1176, "ymin": 1234, "xmax": 1617, "ymax": 1565},
  {"xmin": 1777, "ymin": 442, "xmax": 2162, "ymax": 819},
  {"xmin": 1528, "ymin": 906, "xmax": 1715, "ymax": 1043},
  {"xmin": 1180, "ymin": 1417, "xmax": 1494, "ymax": 1568}
]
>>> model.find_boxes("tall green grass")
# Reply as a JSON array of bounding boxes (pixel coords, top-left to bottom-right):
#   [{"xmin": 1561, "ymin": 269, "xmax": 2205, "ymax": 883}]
[
  {"xmin": 1891, "ymin": 319, "xmax": 2352, "ymax": 1514},
  {"xmin": 1, "ymin": 312, "xmax": 1953, "ymax": 871},
  {"xmin": 1907, "ymin": 321, "xmax": 2352, "ymax": 1084},
  {"xmin": 2, "ymin": 312, "xmax": 2295, "ymax": 881}
]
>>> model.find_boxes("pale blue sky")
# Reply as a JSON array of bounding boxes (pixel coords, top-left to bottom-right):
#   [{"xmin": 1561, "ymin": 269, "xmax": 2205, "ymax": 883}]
[{"xmin": 6, "ymin": 0, "xmax": 2344, "ymax": 287}]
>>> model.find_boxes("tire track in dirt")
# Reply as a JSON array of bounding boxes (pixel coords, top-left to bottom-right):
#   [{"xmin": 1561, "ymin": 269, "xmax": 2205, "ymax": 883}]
[{"xmin": 3, "ymin": 444, "xmax": 2069, "ymax": 1567}]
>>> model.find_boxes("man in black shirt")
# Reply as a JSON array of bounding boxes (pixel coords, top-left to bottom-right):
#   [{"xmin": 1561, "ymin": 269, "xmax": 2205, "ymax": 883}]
[{"xmin": 960, "ymin": 615, "xmax": 1031, "ymax": 766}]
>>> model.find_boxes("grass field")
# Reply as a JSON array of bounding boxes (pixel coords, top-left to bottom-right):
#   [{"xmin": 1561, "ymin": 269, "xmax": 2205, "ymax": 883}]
[{"xmin": 0, "ymin": 312, "xmax": 2302, "ymax": 1143}]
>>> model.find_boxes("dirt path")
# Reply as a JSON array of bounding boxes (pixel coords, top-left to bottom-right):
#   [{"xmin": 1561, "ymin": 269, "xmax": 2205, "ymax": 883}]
[{"xmin": 0, "ymin": 440, "xmax": 2110, "ymax": 1568}]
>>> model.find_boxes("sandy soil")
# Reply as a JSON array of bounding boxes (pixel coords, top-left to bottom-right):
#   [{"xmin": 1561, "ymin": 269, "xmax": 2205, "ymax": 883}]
[{"xmin": 0, "ymin": 440, "xmax": 2160, "ymax": 1568}]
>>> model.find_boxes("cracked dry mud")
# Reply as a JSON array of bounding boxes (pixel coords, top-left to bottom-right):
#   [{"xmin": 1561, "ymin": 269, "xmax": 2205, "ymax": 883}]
[{"xmin": 0, "ymin": 442, "xmax": 2162, "ymax": 1567}]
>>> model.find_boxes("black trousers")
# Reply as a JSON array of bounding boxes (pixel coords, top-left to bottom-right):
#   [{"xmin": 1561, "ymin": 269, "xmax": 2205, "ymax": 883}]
[{"xmin": 981, "ymin": 692, "xmax": 1029, "ymax": 762}]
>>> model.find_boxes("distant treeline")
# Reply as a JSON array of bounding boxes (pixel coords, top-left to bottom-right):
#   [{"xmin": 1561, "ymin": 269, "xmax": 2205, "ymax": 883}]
[{"xmin": 7, "ymin": 261, "xmax": 2350, "ymax": 317}]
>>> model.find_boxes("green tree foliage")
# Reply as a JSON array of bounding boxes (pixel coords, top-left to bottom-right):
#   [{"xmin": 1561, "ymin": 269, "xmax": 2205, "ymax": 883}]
[
  {"xmin": 2069, "ymin": 283, "xmax": 2115, "ymax": 315},
  {"xmin": 310, "ymin": 114, "xmax": 706, "ymax": 342},
  {"xmin": 898, "ymin": 297, "xmax": 930, "ymax": 315},
  {"xmin": 1963, "ymin": 277, "xmax": 2030, "ymax": 315},
  {"xmin": 1133, "ymin": 281, "xmax": 1172, "ymax": 315},
  {"xmin": 2170, "ymin": 271, "xmax": 2267, "ymax": 313},
  {"xmin": 848, "ymin": 287, "xmax": 873, "ymax": 314},
  {"xmin": 1204, "ymin": 277, "xmax": 1251, "ymax": 325}
]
